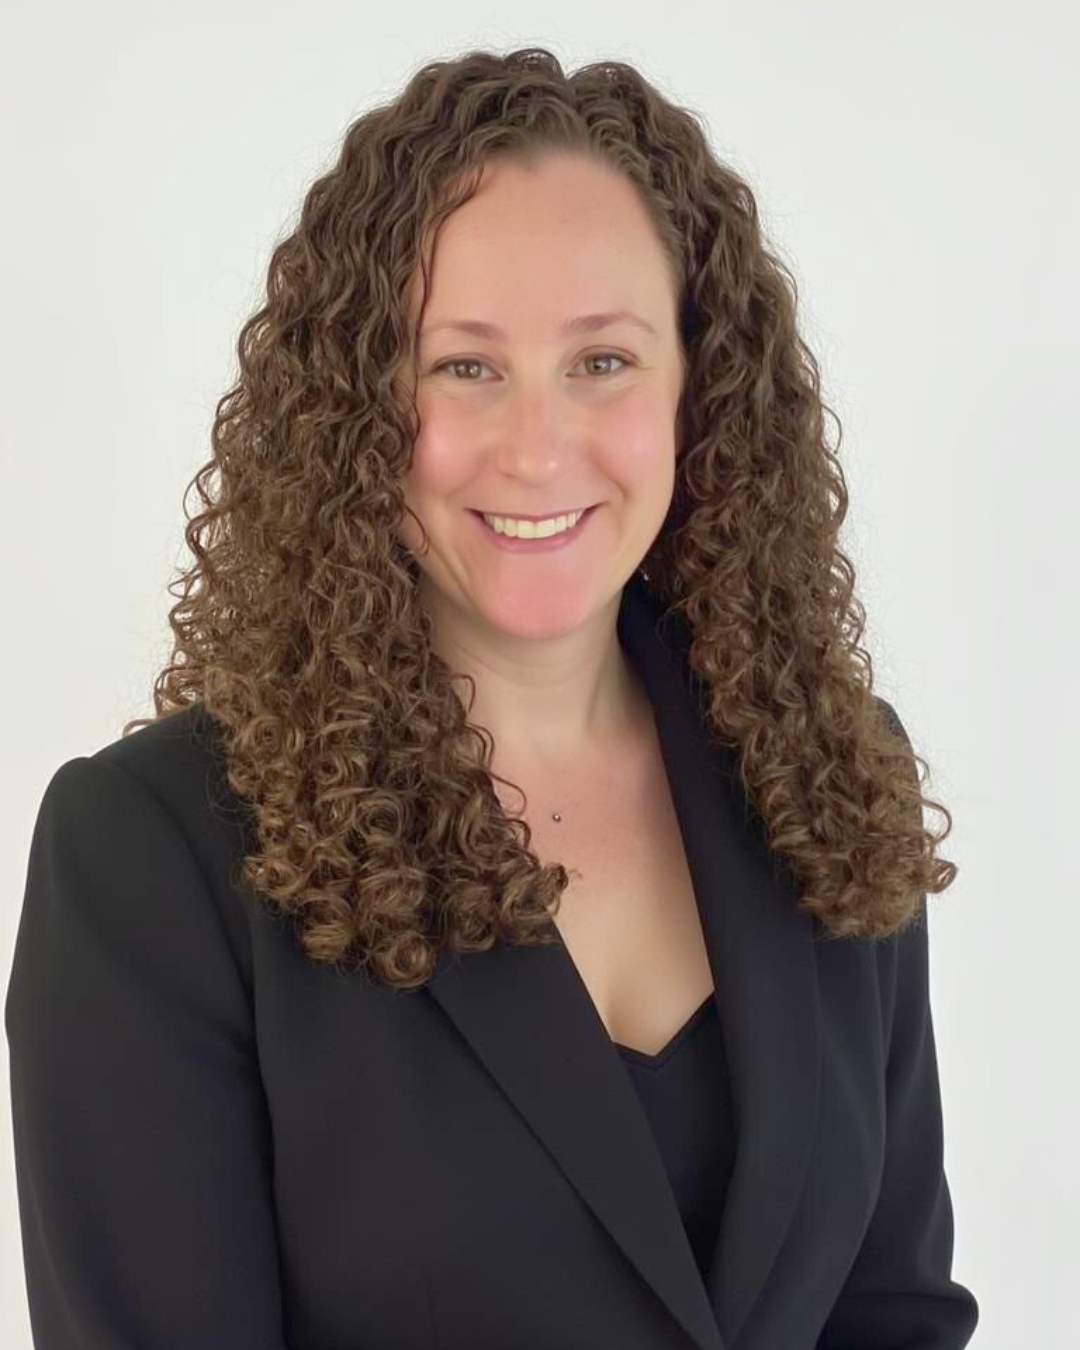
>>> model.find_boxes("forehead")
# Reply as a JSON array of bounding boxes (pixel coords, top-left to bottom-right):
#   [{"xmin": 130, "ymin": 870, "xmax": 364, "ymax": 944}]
[{"xmin": 413, "ymin": 155, "xmax": 675, "ymax": 325}]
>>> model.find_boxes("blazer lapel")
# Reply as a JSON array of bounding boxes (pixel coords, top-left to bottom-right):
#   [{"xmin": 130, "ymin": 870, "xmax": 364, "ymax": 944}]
[{"xmin": 425, "ymin": 575, "xmax": 821, "ymax": 1350}]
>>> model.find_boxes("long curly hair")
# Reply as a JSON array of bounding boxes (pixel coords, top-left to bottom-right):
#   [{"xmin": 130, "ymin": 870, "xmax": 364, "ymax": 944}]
[{"xmin": 122, "ymin": 45, "xmax": 958, "ymax": 990}]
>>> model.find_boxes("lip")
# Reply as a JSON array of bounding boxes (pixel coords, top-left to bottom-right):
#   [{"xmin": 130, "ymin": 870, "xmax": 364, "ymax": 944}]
[{"xmin": 469, "ymin": 504, "xmax": 599, "ymax": 553}]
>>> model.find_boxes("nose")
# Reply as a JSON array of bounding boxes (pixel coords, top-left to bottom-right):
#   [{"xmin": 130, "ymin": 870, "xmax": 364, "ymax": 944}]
[{"xmin": 492, "ymin": 384, "xmax": 582, "ymax": 481}]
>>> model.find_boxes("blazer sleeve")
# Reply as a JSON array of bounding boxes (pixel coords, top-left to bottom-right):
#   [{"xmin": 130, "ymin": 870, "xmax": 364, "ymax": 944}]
[
  {"xmin": 817, "ymin": 701, "xmax": 979, "ymax": 1349},
  {"xmin": 4, "ymin": 755, "xmax": 291, "ymax": 1349}
]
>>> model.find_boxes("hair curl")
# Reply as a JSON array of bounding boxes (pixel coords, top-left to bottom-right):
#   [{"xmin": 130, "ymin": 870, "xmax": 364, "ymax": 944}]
[{"xmin": 122, "ymin": 45, "xmax": 958, "ymax": 990}]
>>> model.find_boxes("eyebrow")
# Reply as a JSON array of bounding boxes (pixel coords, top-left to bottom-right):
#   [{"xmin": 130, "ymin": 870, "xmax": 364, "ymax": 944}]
[{"xmin": 419, "ymin": 310, "xmax": 659, "ymax": 342}]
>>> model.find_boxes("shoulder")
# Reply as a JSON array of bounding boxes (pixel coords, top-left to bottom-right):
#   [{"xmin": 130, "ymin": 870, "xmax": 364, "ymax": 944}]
[
  {"xmin": 90, "ymin": 702, "xmax": 229, "ymax": 803},
  {"xmin": 872, "ymin": 693, "xmax": 910, "ymax": 747},
  {"xmin": 9, "ymin": 706, "xmax": 260, "ymax": 1075},
  {"xmin": 76, "ymin": 703, "xmax": 255, "ymax": 850},
  {"xmin": 27, "ymin": 705, "xmax": 260, "ymax": 986}
]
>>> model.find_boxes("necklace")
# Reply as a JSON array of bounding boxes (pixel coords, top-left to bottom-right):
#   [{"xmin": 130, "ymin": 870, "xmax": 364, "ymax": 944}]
[{"xmin": 529, "ymin": 562, "xmax": 650, "ymax": 830}]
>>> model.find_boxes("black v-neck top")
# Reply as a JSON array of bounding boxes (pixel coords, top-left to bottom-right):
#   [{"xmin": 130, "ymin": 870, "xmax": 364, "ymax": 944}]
[{"xmin": 614, "ymin": 993, "xmax": 736, "ymax": 1281}]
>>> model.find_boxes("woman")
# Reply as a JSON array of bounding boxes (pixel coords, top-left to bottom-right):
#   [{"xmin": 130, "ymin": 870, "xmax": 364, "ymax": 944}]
[{"xmin": 5, "ymin": 46, "xmax": 979, "ymax": 1350}]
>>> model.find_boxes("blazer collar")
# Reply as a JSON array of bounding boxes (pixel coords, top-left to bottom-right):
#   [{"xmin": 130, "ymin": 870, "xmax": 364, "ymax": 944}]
[{"xmin": 426, "ymin": 574, "xmax": 821, "ymax": 1350}]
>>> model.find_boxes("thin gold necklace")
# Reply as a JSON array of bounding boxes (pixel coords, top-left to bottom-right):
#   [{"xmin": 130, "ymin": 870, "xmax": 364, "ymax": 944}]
[{"xmin": 527, "ymin": 563, "xmax": 649, "ymax": 829}]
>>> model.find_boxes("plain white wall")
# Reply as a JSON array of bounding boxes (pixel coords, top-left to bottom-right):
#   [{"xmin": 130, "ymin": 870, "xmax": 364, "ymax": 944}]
[{"xmin": 2, "ymin": 3, "xmax": 1076, "ymax": 1346}]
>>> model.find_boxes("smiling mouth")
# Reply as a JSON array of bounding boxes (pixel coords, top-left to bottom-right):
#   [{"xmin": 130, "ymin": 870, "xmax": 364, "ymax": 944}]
[
  {"xmin": 469, "ymin": 506, "xmax": 595, "ymax": 522},
  {"xmin": 470, "ymin": 503, "xmax": 599, "ymax": 542}
]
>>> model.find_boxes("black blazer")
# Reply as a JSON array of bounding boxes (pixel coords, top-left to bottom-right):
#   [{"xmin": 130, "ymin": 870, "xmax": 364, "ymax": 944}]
[{"xmin": 5, "ymin": 574, "xmax": 979, "ymax": 1350}]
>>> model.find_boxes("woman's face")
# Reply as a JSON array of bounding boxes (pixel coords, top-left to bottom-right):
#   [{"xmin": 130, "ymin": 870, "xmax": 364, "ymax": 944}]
[{"xmin": 397, "ymin": 151, "xmax": 686, "ymax": 642}]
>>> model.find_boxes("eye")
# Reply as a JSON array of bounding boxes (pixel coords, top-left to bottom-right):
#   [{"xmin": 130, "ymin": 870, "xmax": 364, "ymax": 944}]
[
  {"xmin": 581, "ymin": 352, "xmax": 630, "ymax": 377},
  {"xmin": 431, "ymin": 351, "xmax": 631, "ymax": 381}
]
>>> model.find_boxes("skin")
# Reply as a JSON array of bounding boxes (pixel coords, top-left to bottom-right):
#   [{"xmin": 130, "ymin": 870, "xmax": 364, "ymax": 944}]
[{"xmin": 396, "ymin": 152, "xmax": 687, "ymax": 768}]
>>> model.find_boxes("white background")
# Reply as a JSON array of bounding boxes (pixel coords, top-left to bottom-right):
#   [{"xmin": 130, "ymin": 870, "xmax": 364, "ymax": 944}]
[{"xmin": 2, "ymin": 3, "xmax": 1076, "ymax": 1346}]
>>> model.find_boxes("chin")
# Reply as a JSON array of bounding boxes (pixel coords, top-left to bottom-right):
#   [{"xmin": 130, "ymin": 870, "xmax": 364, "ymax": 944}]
[{"xmin": 472, "ymin": 582, "xmax": 615, "ymax": 637}]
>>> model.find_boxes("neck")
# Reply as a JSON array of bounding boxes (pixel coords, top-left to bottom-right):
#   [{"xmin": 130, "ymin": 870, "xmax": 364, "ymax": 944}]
[{"xmin": 421, "ymin": 580, "xmax": 646, "ymax": 765}]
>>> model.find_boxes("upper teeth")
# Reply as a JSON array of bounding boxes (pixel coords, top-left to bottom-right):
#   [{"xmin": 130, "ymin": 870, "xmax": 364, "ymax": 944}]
[{"xmin": 481, "ymin": 509, "xmax": 585, "ymax": 538}]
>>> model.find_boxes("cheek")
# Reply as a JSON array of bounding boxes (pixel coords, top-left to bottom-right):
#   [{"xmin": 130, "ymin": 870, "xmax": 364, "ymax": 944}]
[
  {"xmin": 395, "ymin": 423, "xmax": 477, "ymax": 557},
  {"xmin": 406, "ymin": 416, "xmax": 482, "ymax": 498},
  {"xmin": 596, "ymin": 397, "xmax": 678, "ymax": 486}
]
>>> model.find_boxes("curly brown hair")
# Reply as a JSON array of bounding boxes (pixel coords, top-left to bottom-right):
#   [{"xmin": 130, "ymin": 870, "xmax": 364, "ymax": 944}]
[{"xmin": 122, "ymin": 45, "xmax": 957, "ymax": 990}]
